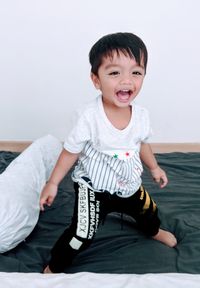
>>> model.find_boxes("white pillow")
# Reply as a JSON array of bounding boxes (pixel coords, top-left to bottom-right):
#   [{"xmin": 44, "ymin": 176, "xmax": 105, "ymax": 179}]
[{"xmin": 0, "ymin": 135, "xmax": 62, "ymax": 253}]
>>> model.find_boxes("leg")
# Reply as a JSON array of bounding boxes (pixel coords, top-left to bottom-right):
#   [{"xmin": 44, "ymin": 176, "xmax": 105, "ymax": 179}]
[
  {"xmin": 117, "ymin": 186, "xmax": 177, "ymax": 247},
  {"xmin": 44, "ymin": 182, "xmax": 103, "ymax": 273},
  {"xmin": 140, "ymin": 187, "xmax": 177, "ymax": 248}
]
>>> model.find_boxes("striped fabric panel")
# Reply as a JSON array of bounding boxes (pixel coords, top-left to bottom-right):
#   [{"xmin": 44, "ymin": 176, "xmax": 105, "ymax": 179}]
[{"xmin": 73, "ymin": 142, "xmax": 142, "ymax": 196}]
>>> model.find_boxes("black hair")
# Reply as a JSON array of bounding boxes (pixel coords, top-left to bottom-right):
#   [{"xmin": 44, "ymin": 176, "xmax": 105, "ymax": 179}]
[{"xmin": 89, "ymin": 32, "xmax": 148, "ymax": 75}]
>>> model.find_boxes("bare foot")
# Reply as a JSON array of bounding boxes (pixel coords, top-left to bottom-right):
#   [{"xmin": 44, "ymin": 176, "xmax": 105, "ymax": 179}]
[
  {"xmin": 152, "ymin": 228, "xmax": 177, "ymax": 247},
  {"xmin": 43, "ymin": 265, "xmax": 53, "ymax": 273}
]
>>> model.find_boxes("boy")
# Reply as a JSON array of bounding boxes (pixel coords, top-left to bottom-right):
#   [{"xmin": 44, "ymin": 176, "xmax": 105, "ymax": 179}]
[{"xmin": 40, "ymin": 32, "xmax": 177, "ymax": 273}]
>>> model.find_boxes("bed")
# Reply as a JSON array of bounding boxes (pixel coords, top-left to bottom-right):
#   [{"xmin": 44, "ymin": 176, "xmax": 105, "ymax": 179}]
[{"xmin": 0, "ymin": 136, "xmax": 200, "ymax": 287}]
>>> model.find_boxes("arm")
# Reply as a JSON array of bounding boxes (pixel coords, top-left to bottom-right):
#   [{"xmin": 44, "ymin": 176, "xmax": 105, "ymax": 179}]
[
  {"xmin": 140, "ymin": 142, "xmax": 168, "ymax": 188},
  {"xmin": 40, "ymin": 148, "xmax": 79, "ymax": 210}
]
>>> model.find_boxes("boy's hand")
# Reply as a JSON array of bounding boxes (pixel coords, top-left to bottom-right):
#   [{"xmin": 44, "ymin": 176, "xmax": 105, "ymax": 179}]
[
  {"xmin": 40, "ymin": 182, "xmax": 58, "ymax": 211},
  {"xmin": 150, "ymin": 166, "xmax": 168, "ymax": 188}
]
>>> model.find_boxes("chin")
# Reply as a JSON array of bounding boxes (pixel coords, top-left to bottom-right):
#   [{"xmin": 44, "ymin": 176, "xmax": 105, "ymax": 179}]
[{"xmin": 115, "ymin": 99, "xmax": 131, "ymax": 107}]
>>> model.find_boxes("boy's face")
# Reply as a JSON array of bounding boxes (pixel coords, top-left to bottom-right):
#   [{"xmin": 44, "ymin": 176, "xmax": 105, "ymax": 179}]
[{"xmin": 91, "ymin": 51, "xmax": 145, "ymax": 109}]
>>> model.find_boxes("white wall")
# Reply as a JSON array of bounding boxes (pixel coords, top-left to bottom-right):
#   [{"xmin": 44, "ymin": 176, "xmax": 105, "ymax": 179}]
[{"xmin": 0, "ymin": 0, "xmax": 200, "ymax": 142}]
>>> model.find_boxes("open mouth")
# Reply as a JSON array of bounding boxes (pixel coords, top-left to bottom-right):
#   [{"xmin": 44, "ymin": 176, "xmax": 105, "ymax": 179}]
[{"xmin": 116, "ymin": 90, "xmax": 133, "ymax": 102}]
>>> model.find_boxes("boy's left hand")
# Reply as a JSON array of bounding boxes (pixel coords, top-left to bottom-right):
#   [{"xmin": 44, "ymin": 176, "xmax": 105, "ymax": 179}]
[{"xmin": 150, "ymin": 166, "xmax": 168, "ymax": 188}]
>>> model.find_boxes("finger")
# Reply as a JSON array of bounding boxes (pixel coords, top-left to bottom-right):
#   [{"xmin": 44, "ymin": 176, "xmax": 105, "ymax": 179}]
[
  {"xmin": 160, "ymin": 181, "xmax": 165, "ymax": 188},
  {"xmin": 46, "ymin": 196, "xmax": 54, "ymax": 206},
  {"xmin": 160, "ymin": 176, "xmax": 168, "ymax": 188},
  {"xmin": 40, "ymin": 198, "xmax": 47, "ymax": 211},
  {"xmin": 153, "ymin": 177, "xmax": 160, "ymax": 184},
  {"xmin": 40, "ymin": 202, "xmax": 45, "ymax": 211},
  {"xmin": 40, "ymin": 202, "xmax": 44, "ymax": 211}
]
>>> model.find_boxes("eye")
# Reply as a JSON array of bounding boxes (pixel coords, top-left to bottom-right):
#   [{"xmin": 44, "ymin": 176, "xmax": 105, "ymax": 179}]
[
  {"xmin": 108, "ymin": 71, "xmax": 120, "ymax": 76},
  {"xmin": 132, "ymin": 71, "xmax": 143, "ymax": 76}
]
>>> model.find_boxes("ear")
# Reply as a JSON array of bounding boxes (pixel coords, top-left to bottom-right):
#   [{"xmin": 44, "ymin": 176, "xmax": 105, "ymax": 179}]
[{"xmin": 90, "ymin": 73, "xmax": 101, "ymax": 90}]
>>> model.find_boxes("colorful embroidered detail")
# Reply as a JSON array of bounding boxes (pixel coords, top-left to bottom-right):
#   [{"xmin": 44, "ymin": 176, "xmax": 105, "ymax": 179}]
[{"xmin": 105, "ymin": 149, "xmax": 136, "ymax": 160}]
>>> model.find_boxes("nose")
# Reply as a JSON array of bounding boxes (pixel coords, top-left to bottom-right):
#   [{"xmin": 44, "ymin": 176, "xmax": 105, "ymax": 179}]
[{"xmin": 120, "ymin": 73, "xmax": 133, "ymax": 85}]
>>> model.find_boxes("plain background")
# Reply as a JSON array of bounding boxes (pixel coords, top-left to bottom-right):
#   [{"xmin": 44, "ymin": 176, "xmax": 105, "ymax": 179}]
[{"xmin": 0, "ymin": 0, "xmax": 199, "ymax": 143}]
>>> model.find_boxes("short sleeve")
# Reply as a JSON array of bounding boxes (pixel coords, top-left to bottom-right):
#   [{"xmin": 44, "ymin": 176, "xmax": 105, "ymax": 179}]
[{"xmin": 63, "ymin": 109, "xmax": 91, "ymax": 153}]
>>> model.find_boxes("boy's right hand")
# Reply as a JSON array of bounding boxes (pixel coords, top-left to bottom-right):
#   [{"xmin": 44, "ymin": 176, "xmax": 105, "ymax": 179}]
[{"xmin": 40, "ymin": 182, "xmax": 58, "ymax": 211}]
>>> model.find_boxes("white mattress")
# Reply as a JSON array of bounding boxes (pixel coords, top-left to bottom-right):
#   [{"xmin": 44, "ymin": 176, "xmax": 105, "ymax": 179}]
[{"xmin": 0, "ymin": 272, "xmax": 199, "ymax": 288}]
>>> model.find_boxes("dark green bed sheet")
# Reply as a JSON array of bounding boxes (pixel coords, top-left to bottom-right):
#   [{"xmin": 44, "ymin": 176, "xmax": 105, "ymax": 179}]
[{"xmin": 0, "ymin": 151, "xmax": 200, "ymax": 273}]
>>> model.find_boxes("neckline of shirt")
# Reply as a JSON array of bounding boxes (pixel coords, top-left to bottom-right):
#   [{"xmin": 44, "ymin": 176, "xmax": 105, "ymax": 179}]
[{"xmin": 97, "ymin": 95, "xmax": 135, "ymax": 134}]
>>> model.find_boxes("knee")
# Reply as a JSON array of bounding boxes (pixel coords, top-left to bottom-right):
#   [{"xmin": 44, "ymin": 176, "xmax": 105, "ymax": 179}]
[{"xmin": 68, "ymin": 235, "xmax": 93, "ymax": 251}]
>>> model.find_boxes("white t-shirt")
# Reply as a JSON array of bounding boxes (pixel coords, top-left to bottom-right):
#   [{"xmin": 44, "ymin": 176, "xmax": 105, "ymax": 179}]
[{"xmin": 64, "ymin": 95, "xmax": 152, "ymax": 197}]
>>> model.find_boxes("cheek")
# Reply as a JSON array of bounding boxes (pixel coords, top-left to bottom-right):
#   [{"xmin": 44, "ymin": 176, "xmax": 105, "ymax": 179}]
[
  {"xmin": 136, "ymin": 79, "xmax": 144, "ymax": 89},
  {"xmin": 95, "ymin": 77, "xmax": 117, "ymax": 92},
  {"xmin": 97, "ymin": 80, "xmax": 109, "ymax": 91}
]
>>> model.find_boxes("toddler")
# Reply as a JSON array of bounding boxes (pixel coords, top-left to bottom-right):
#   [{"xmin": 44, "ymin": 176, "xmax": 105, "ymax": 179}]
[{"xmin": 40, "ymin": 32, "xmax": 177, "ymax": 273}]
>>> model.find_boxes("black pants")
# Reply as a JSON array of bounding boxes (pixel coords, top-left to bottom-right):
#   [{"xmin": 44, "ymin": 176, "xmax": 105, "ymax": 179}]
[{"xmin": 48, "ymin": 182, "xmax": 160, "ymax": 272}]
